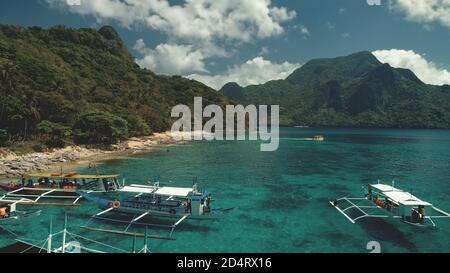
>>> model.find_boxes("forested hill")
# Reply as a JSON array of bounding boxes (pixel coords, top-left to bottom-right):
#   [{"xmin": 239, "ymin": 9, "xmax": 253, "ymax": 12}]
[
  {"xmin": 221, "ymin": 51, "xmax": 450, "ymax": 128},
  {"xmin": 0, "ymin": 24, "xmax": 231, "ymax": 148}
]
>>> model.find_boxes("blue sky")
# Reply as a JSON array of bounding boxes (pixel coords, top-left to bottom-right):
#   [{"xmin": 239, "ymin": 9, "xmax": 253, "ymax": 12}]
[{"xmin": 1, "ymin": 0, "xmax": 449, "ymax": 89}]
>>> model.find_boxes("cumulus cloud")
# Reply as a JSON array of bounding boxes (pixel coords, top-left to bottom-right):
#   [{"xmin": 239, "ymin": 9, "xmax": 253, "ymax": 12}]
[
  {"xmin": 47, "ymin": 0, "xmax": 296, "ymax": 43},
  {"xmin": 46, "ymin": 0, "xmax": 297, "ymax": 77},
  {"xmin": 373, "ymin": 49, "xmax": 450, "ymax": 86},
  {"xmin": 134, "ymin": 39, "xmax": 206, "ymax": 75},
  {"xmin": 294, "ymin": 24, "xmax": 310, "ymax": 36},
  {"xmin": 188, "ymin": 57, "xmax": 300, "ymax": 90},
  {"xmin": 269, "ymin": 6, "xmax": 297, "ymax": 22},
  {"xmin": 392, "ymin": 0, "xmax": 450, "ymax": 28}
]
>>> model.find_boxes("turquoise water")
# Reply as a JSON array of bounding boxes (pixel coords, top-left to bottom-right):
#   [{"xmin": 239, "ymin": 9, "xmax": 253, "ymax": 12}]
[{"xmin": 1, "ymin": 128, "xmax": 450, "ymax": 253}]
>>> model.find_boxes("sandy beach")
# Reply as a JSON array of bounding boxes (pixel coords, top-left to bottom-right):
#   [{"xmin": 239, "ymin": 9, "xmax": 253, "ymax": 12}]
[{"xmin": 0, "ymin": 131, "xmax": 204, "ymax": 179}]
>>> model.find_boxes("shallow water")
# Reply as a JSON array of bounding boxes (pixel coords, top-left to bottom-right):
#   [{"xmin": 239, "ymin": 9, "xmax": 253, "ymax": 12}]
[{"xmin": 1, "ymin": 128, "xmax": 450, "ymax": 253}]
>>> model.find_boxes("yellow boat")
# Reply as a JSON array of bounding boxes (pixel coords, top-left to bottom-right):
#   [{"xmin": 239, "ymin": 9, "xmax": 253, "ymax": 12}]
[{"xmin": 0, "ymin": 172, "xmax": 124, "ymax": 206}]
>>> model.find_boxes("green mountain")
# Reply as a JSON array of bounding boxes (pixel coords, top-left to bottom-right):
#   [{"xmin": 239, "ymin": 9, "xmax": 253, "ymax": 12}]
[
  {"xmin": 0, "ymin": 24, "xmax": 231, "ymax": 147},
  {"xmin": 221, "ymin": 51, "xmax": 450, "ymax": 128}
]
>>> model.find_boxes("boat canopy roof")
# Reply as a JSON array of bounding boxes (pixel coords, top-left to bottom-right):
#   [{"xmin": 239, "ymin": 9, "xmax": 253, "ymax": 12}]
[
  {"xmin": 371, "ymin": 184, "xmax": 396, "ymax": 192},
  {"xmin": 26, "ymin": 173, "xmax": 119, "ymax": 179},
  {"xmin": 155, "ymin": 187, "xmax": 193, "ymax": 197},
  {"xmin": 120, "ymin": 184, "xmax": 193, "ymax": 198},
  {"xmin": 371, "ymin": 183, "xmax": 432, "ymax": 206}
]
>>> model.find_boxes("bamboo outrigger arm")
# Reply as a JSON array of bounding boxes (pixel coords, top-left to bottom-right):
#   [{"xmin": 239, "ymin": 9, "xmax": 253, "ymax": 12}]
[
  {"xmin": 0, "ymin": 192, "xmax": 81, "ymax": 207},
  {"xmin": 329, "ymin": 198, "xmax": 389, "ymax": 224},
  {"xmin": 80, "ymin": 226, "xmax": 176, "ymax": 241}
]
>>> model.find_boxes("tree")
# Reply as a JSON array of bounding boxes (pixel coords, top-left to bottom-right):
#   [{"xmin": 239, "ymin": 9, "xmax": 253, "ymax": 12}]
[
  {"xmin": 37, "ymin": 120, "xmax": 72, "ymax": 147},
  {"xmin": 73, "ymin": 111, "xmax": 129, "ymax": 144},
  {"xmin": 37, "ymin": 120, "xmax": 71, "ymax": 138},
  {"xmin": 0, "ymin": 129, "xmax": 7, "ymax": 146},
  {"xmin": 119, "ymin": 112, "xmax": 152, "ymax": 137}
]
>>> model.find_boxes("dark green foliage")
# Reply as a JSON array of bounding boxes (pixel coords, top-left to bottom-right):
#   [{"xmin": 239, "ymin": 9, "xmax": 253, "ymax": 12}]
[
  {"xmin": 37, "ymin": 120, "xmax": 72, "ymax": 137},
  {"xmin": 0, "ymin": 129, "xmax": 7, "ymax": 145},
  {"xmin": 32, "ymin": 143, "xmax": 47, "ymax": 152},
  {"xmin": 118, "ymin": 112, "xmax": 152, "ymax": 137},
  {"xmin": 73, "ymin": 111, "xmax": 129, "ymax": 144},
  {"xmin": 221, "ymin": 51, "xmax": 450, "ymax": 128},
  {"xmin": 0, "ymin": 24, "xmax": 231, "ymax": 146},
  {"xmin": 221, "ymin": 82, "xmax": 245, "ymax": 102},
  {"xmin": 37, "ymin": 120, "xmax": 71, "ymax": 148}
]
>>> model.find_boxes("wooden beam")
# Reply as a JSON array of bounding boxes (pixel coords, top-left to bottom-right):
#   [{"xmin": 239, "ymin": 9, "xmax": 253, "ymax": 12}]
[
  {"xmin": 80, "ymin": 226, "xmax": 176, "ymax": 241},
  {"xmin": 0, "ymin": 201, "xmax": 80, "ymax": 207}
]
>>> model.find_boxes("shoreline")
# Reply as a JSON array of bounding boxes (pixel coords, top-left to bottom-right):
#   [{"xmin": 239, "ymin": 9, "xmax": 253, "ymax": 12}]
[{"xmin": 0, "ymin": 131, "xmax": 201, "ymax": 180}]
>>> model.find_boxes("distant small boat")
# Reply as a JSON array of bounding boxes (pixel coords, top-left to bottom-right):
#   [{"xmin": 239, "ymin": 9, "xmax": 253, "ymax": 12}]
[{"xmin": 312, "ymin": 135, "xmax": 324, "ymax": 141}]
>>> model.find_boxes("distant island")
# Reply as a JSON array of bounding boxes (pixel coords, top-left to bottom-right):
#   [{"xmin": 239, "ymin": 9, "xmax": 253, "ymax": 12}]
[
  {"xmin": 0, "ymin": 24, "xmax": 231, "ymax": 153},
  {"xmin": 221, "ymin": 51, "xmax": 450, "ymax": 128}
]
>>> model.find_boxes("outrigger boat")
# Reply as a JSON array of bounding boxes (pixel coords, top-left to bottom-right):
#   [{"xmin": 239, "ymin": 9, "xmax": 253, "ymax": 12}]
[
  {"xmin": 80, "ymin": 181, "xmax": 233, "ymax": 236},
  {"xmin": 0, "ymin": 215, "xmax": 162, "ymax": 253},
  {"xmin": 0, "ymin": 172, "xmax": 124, "ymax": 206},
  {"xmin": 331, "ymin": 181, "xmax": 450, "ymax": 227}
]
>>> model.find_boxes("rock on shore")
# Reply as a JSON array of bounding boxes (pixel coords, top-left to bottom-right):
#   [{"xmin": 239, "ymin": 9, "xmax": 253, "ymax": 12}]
[{"xmin": 0, "ymin": 131, "xmax": 197, "ymax": 178}]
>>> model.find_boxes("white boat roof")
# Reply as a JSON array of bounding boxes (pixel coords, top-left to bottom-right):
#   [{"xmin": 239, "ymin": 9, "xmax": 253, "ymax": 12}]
[
  {"xmin": 371, "ymin": 184, "xmax": 432, "ymax": 206},
  {"xmin": 119, "ymin": 185, "xmax": 193, "ymax": 197},
  {"xmin": 120, "ymin": 185, "xmax": 156, "ymax": 194},
  {"xmin": 371, "ymin": 184, "xmax": 397, "ymax": 192},
  {"xmin": 154, "ymin": 187, "xmax": 193, "ymax": 197}
]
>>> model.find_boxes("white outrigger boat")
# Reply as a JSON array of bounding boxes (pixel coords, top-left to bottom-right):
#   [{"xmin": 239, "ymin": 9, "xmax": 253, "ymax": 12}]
[
  {"xmin": 0, "ymin": 172, "xmax": 124, "ymax": 206},
  {"xmin": 330, "ymin": 182, "xmax": 450, "ymax": 227},
  {"xmin": 79, "ymin": 181, "xmax": 233, "ymax": 236}
]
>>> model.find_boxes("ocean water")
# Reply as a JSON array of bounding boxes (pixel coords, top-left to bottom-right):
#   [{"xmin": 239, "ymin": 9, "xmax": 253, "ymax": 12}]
[{"xmin": 1, "ymin": 128, "xmax": 450, "ymax": 253}]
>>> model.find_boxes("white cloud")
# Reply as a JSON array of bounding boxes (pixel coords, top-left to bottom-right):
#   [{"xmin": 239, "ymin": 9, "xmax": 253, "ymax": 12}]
[
  {"xmin": 269, "ymin": 6, "xmax": 297, "ymax": 22},
  {"xmin": 373, "ymin": 49, "xmax": 450, "ymax": 86},
  {"xmin": 294, "ymin": 24, "xmax": 310, "ymax": 36},
  {"xmin": 393, "ymin": 0, "xmax": 450, "ymax": 28},
  {"xmin": 47, "ymin": 0, "xmax": 296, "ymax": 43},
  {"xmin": 258, "ymin": 46, "xmax": 270, "ymax": 56},
  {"xmin": 134, "ymin": 39, "xmax": 206, "ymax": 75},
  {"xmin": 47, "ymin": 0, "xmax": 297, "ymax": 76},
  {"xmin": 326, "ymin": 22, "xmax": 336, "ymax": 30},
  {"xmin": 188, "ymin": 56, "xmax": 300, "ymax": 90}
]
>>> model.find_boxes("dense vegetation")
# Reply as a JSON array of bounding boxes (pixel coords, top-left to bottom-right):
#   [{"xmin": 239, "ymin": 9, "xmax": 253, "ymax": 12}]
[
  {"xmin": 221, "ymin": 51, "xmax": 450, "ymax": 128},
  {"xmin": 0, "ymin": 24, "xmax": 231, "ymax": 149}
]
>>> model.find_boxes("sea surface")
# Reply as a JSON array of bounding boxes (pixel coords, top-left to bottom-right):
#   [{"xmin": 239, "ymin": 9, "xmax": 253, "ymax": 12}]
[{"xmin": 1, "ymin": 128, "xmax": 450, "ymax": 253}]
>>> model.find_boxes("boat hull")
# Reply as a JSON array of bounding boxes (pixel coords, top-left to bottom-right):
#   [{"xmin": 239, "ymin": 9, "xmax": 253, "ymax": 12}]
[{"xmin": 0, "ymin": 182, "xmax": 21, "ymax": 192}]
